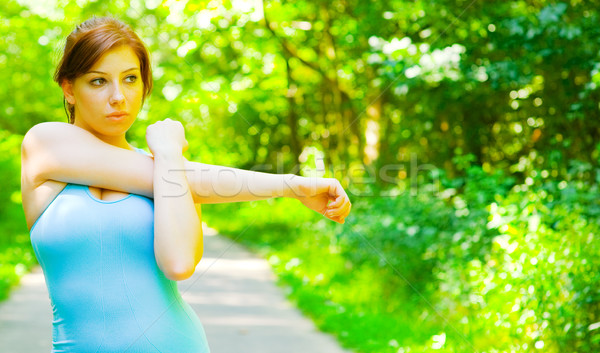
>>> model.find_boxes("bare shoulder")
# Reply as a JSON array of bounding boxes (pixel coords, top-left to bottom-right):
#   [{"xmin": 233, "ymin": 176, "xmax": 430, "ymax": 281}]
[
  {"xmin": 21, "ymin": 122, "xmax": 101, "ymax": 184},
  {"xmin": 22, "ymin": 122, "xmax": 88, "ymax": 150},
  {"xmin": 22, "ymin": 122, "xmax": 75, "ymax": 164},
  {"xmin": 23, "ymin": 121, "xmax": 71, "ymax": 139},
  {"xmin": 21, "ymin": 122, "xmax": 85, "ymax": 231},
  {"xmin": 22, "ymin": 122, "xmax": 65, "ymax": 184}
]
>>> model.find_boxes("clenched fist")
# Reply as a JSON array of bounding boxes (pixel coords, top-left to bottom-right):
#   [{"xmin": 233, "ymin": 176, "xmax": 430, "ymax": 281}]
[
  {"xmin": 146, "ymin": 118, "xmax": 189, "ymax": 157},
  {"xmin": 293, "ymin": 177, "xmax": 352, "ymax": 224}
]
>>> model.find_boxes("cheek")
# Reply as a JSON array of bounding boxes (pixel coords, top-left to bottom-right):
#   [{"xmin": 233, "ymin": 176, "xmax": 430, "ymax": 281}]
[
  {"xmin": 128, "ymin": 87, "xmax": 144, "ymax": 107},
  {"xmin": 77, "ymin": 89, "xmax": 104, "ymax": 109}
]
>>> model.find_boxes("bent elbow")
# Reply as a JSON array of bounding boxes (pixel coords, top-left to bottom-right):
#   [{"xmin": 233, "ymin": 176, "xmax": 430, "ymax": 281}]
[{"xmin": 162, "ymin": 262, "xmax": 196, "ymax": 281}]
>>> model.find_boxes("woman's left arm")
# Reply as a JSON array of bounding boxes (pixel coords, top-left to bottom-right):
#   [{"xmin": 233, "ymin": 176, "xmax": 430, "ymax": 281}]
[
  {"xmin": 148, "ymin": 119, "xmax": 202, "ymax": 281},
  {"xmin": 182, "ymin": 159, "xmax": 352, "ymax": 224}
]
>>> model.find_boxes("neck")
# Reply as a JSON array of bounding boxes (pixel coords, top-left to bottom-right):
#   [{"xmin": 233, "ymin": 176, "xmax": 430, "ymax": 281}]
[
  {"xmin": 73, "ymin": 119, "xmax": 134, "ymax": 151},
  {"xmin": 95, "ymin": 134, "xmax": 133, "ymax": 150}
]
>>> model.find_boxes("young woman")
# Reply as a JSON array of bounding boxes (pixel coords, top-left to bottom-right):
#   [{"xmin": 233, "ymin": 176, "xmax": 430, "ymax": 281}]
[{"xmin": 20, "ymin": 17, "xmax": 351, "ymax": 352}]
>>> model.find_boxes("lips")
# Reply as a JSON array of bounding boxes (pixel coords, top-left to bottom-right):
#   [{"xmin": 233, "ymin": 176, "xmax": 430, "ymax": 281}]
[{"xmin": 107, "ymin": 111, "xmax": 128, "ymax": 120}]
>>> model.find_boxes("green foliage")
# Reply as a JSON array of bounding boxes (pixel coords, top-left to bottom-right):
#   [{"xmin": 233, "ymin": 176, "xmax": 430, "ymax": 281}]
[
  {"xmin": 204, "ymin": 166, "xmax": 599, "ymax": 352},
  {"xmin": 0, "ymin": 131, "xmax": 37, "ymax": 300},
  {"xmin": 453, "ymin": 178, "xmax": 600, "ymax": 351}
]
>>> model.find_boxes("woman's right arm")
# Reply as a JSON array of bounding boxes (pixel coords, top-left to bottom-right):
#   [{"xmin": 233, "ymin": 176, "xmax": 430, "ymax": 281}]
[
  {"xmin": 21, "ymin": 122, "xmax": 155, "ymax": 197},
  {"xmin": 21, "ymin": 121, "xmax": 351, "ymax": 224}
]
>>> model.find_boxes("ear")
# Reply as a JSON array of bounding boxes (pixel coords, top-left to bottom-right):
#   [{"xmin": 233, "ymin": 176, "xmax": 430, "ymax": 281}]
[{"xmin": 61, "ymin": 79, "xmax": 76, "ymax": 105}]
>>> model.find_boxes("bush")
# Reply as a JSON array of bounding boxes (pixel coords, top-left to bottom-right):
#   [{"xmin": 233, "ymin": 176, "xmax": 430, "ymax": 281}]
[
  {"xmin": 204, "ymin": 166, "xmax": 600, "ymax": 352},
  {"xmin": 437, "ymin": 178, "xmax": 600, "ymax": 351}
]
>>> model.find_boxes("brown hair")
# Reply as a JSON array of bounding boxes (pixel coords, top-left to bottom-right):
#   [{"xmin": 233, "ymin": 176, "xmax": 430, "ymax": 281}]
[{"xmin": 54, "ymin": 17, "xmax": 153, "ymax": 124}]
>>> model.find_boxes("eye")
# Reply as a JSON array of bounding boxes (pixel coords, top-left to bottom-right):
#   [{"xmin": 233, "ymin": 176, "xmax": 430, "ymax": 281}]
[
  {"xmin": 90, "ymin": 78, "xmax": 106, "ymax": 86},
  {"xmin": 125, "ymin": 75, "xmax": 138, "ymax": 83}
]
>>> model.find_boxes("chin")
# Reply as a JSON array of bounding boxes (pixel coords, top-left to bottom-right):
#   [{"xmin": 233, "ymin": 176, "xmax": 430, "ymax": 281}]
[
  {"xmin": 97, "ymin": 125, "xmax": 131, "ymax": 136},
  {"xmin": 102, "ymin": 120, "xmax": 135, "ymax": 131}
]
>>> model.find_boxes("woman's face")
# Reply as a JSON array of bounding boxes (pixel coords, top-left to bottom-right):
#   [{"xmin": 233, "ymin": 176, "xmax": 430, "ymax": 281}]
[{"xmin": 62, "ymin": 45, "xmax": 144, "ymax": 139}]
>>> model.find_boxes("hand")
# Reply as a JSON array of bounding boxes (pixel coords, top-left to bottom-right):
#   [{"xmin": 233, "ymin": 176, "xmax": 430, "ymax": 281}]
[
  {"xmin": 293, "ymin": 177, "xmax": 352, "ymax": 224},
  {"xmin": 146, "ymin": 118, "xmax": 189, "ymax": 157}
]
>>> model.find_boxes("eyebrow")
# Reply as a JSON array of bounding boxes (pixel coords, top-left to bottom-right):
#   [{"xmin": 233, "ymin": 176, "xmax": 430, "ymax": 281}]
[{"xmin": 85, "ymin": 67, "xmax": 140, "ymax": 75}]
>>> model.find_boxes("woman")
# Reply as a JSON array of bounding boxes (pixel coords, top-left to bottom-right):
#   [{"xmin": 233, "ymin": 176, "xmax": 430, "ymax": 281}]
[{"xmin": 20, "ymin": 17, "xmax": 352, "ymax": 352}]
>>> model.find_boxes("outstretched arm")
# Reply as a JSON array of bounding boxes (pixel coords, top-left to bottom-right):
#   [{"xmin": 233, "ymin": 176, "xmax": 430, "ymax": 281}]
[
  {"xmin": 22, "ymin": 121, "xmax": 351, "ymax": 223},
  {"xmin": 183, "ymin": 161, "xmax": 351, "ymax": 223}
]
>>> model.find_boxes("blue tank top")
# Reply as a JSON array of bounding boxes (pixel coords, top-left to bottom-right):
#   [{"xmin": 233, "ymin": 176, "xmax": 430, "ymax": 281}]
[{"xmin": 29, "ymin": 148, "xmax": 210, "ymax": 353}]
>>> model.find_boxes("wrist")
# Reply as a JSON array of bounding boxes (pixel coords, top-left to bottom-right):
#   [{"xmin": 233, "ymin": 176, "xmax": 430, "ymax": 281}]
[
  {"xmin": 152, "ymin": 148, "xmax": 183, "ymax": 162},
  {"xmin": 283, "ymin": 174, "xmax": 304, "ymax": 199}
]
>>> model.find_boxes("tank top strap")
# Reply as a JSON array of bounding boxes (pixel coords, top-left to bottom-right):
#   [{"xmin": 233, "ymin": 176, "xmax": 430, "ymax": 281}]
[{"xmin": 133, "ymin": 147, "xmax": 152, "ymax": 157}]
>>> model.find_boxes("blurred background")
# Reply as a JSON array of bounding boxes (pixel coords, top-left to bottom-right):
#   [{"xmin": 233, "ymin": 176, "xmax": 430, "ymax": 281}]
[{"xmin": 1, "ymin": 0, "xmax": 599, "ymax": 351}]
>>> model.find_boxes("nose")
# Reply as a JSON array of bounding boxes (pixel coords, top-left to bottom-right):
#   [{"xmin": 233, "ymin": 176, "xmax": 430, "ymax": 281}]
[{"xmin": 109, "ymin": 84, "xmax": 125, "ymax": 105}]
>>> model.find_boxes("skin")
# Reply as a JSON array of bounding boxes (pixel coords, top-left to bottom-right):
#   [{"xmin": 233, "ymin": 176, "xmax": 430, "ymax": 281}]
[
  {"xmin": 62, "ymin": 45, "xmax": 142, "ymax": 150},
  {"xmin": 21, "ymin": 45, "xmax": 352, "ymax": 281}
]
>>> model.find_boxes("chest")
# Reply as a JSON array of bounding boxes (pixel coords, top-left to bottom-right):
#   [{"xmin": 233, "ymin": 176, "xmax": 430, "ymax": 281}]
[
  {"xmin": 88, "ymin": 186, "xmax": 130, "ymax": 201},
  {"xmin": 31, "ymin": 185, "xmax": 155, "ymax": 260}
]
